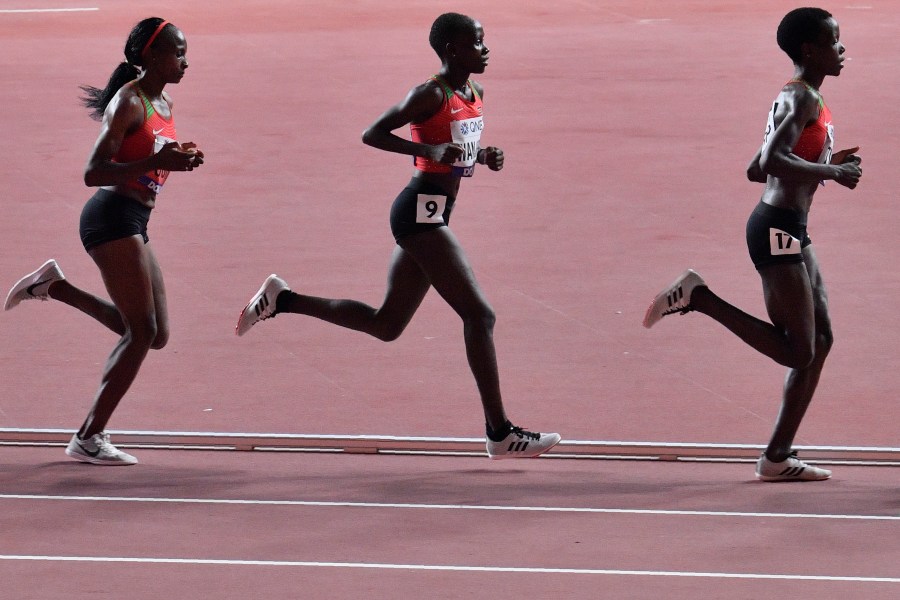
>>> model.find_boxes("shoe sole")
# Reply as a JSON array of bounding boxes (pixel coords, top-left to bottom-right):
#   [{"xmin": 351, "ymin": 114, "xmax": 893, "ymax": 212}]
[
  {"xmin": 487, "ymin": 436, "xmax": 561, "ymax": 460},
  {"xmin": 756, "ymin": 473, "xmax": 831, "ymax": 482},
  {"xmin": 65, "ymin": 447, "xmax": 138, "ymax": 466}
]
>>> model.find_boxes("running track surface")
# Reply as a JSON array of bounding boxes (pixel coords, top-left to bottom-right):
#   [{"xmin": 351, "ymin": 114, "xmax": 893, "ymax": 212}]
[{"xmin": 1, "ymin": 1, "xmax": 897, "ymax": 598}]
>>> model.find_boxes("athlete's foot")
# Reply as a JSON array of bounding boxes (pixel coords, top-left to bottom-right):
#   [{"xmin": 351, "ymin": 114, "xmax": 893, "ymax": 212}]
[
  {"xmin": 65, "ymin": 432, "xmax": 138, "ymax": 466},
  {"xmin": 755, "ymin": 451, "xmax": 831, "ymax": 482},
  {"xmin": 235, "ymin": 274, "xmax": 290, "ymax": 336},
  {"xmin": 486, "ymin": 423, "xmax": 561, "ymax": 459},
  {"xmin": 642, "ymin": 269, "xmax": 707, "ymax": 328},
  {"xmin": 4, "ymin": 259, "xmax": 65, "ymax": 311}
]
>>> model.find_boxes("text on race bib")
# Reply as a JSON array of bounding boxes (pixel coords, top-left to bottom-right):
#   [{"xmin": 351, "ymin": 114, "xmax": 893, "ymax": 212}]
[
  {"xmin": 769, "ymin": 228, "xmax": 802, "ymax": 256},
  {"xmin": 416, "ymin": 194, "xmax": 446, "ymax": 224}
]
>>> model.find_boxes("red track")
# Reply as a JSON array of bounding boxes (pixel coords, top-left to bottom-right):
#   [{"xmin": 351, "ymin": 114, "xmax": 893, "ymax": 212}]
[{"xmin": 1, "ymin": 1, "xmax": 897, "ymax": 597}]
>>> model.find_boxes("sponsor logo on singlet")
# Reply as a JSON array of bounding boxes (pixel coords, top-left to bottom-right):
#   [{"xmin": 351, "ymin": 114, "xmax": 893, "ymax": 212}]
[{"xmin": 450, "ymin": 116, "xmax": 483, "ymax": 177}]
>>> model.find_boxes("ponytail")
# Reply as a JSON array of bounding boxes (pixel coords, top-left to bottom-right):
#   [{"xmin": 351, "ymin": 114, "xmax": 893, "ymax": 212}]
[
  {"xmin": 79, "ymin": 17, "xmax": 171, "ymax": 121},
  {"xmin": 80, "ymin": 63, "xmax": 141, "ymax": 121}
]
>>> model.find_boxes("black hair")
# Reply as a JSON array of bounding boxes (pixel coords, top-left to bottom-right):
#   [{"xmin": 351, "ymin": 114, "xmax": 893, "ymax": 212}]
[
  {"xmin": 776, "ymin": 7, "xmax": 833, "ymax": 63},
  {"xmin": 80, "ymin": 17, "xmax": 173, "ymax": 121},
  {"xmin": 428, "ymin": 13, "xmax": 476, "ymax": 58}
]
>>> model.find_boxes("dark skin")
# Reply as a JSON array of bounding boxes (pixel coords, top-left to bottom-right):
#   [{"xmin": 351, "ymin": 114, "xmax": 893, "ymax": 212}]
[
  {"xmin": 276, "ymin": 19, "xmax": 513, "ymax": 430},
  {"xmin": 692, "ymin": 17, "xmax": 861, "ymax": 462},
  {"xmin": 48, "ymin": 26, "xmax": 204, "ymax": 440}
]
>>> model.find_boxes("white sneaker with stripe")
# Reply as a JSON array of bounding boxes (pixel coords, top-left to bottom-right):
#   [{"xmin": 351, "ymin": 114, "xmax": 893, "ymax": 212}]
[
  {"xmin": 486, "ymin": 426, "xmax": 561, "ymax": 459},
  {"xmin": 235, "ymin": 274, "xmax": 290, "ymax": 336},
  {"xmin": 642, "ymin": 269, "xmax": 706, "ymax": 328},
  {"xmin": 755, "ymin": 451, "xmax": 831, "ymax": 482}
]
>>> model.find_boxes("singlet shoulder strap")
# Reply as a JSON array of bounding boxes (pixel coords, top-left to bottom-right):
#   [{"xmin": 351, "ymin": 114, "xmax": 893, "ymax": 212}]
[
  {"xmin": 430, "ymin": 75, "xmax": 480, "ymax": 102},
  {"xmin": 132, "ymin": 82, "xmax": 156, "ymax": 119},
  {"xmin": 430, "ymin": 75, "xmax": 454, "ymax": 100},
  {"xmin": 468, "ymin": 79, "xmax": 481, "ymax": 102},
  {"xmin": 785, "ymin": 79, "xmax": 824, "ymax": 110}
]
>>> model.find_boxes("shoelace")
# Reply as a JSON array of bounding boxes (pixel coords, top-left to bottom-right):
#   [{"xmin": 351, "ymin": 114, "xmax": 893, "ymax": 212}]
[{"xmin": 509, "ymin": 426, "xmax": 540, "ymax": 440}]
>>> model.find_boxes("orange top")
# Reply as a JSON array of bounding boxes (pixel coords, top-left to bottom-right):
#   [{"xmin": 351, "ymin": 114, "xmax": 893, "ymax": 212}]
[
  {"xmin": 115, "ymin": 82, "xmax": 177, "ymax": 194},
  {"xmin": 410, "ymin": 76, "xmax": 484, "ymax": 177}
]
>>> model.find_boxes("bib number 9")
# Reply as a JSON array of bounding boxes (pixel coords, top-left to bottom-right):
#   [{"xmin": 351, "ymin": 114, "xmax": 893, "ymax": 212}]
[{"xmin": 416, "ymin": 194, "xmax": 446, "ymax": 224}]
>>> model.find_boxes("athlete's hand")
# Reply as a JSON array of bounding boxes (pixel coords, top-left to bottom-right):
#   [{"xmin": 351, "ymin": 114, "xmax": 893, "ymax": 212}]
[
  {"xmin": 831, "ymin": 146, "xmax": 859, "ymax": 166},
  {"xmin": 480, "ymin": 146, "xmax": 504, "ymax": 171},
  {"xmin": 155, "ymin": 141, "xmax": 202, "ymax": 172},
  {"xmin": 428, "ymin": 143, "xmax": 464, "ymax": 164},
  {"xmin": 832, "ymin": 147, "xmax": 861, "ymax": 189},
  {"xmin": 180, "ymin": 141, "xmax": 205, "ymax": 168}
]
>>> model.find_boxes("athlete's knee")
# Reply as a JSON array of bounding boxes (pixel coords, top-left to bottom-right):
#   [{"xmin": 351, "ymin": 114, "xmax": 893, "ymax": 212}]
[
  {"xmin": 374, "ymin": 324, "xmax": 404, "ymax": 342},
  {"xmin": 463, "ymin": 304, "xmax": 496, "ymax": 332},
  {"xmin": 126, "ymin": 315, "xmax": 159, "ymax": 349},
  {"xmin": 786, "ymin": 339, "xmax": 816, "ymax": 369},
  {"xmin": 815, "ymin": 327, "xmax": 834, "ymax": 358},
  {"xmin": 371, "ymin": 313, "xmax": 408, "ymax": 342},
  {"xmin": 150, "ymin": 327, "xmax": 169, "ymax": 350}
]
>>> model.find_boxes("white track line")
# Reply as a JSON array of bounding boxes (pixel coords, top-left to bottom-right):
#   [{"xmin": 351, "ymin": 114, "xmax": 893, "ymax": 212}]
[
  {"xmin": 2, "ymin": 494, "xmax": 897, "ymax": 521},
  {"xmin": 0, "ymin": 8, "xmax": 98, "ymax": 13},
  {"xmin": 0, "ymin": 555, "xmax": 897, "ymax": 582}
]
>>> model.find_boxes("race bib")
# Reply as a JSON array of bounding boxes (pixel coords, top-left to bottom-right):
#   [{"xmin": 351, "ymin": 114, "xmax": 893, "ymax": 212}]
[
  {"xmin": 769, "ymin": 228, "xmax": 802, "ymax": 256},
  {"xmin": 450, "ymin": 116, "xmax": 483, "ymax": 176},
  {"xmin": 416, "ymin": 194, "xmax": 446, "ymax": 224}
]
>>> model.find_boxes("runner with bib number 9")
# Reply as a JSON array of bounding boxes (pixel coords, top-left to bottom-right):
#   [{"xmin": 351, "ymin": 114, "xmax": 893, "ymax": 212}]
[
  {"xmin": 236, "ymin": 13, "xmax": 560, "ymax": 459},
  {"xmin": 642, "ymin": 8, "xmax": 861, "ymax": 481}
]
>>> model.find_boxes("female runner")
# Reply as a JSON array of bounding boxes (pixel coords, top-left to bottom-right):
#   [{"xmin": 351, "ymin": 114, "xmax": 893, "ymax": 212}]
[
  {"xmin": 643, "ymin": 8, "xmax": 861, "ymax": 481},
  {"xmin": 236, "ymin": 13, "xmax": 559, "ymax": 459},
  {"xmin": 5, "ymin": 18, "xmax": 203, "ymax": 465}
]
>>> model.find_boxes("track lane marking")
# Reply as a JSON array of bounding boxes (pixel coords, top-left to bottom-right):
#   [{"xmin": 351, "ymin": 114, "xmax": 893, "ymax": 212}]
[
  {"xmin": 1, "ymin": 494, "xmax": 897, "ymax": 520},
  {"xmin": 0, "ymin": 555, "xmax": 897, "ymax": 582}
]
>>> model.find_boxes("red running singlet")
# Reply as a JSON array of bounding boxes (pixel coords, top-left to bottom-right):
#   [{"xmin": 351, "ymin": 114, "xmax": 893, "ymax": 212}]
[
  {"xmin": 763, "ymin": 79, "xmax": 834, "ymax": 165},
  {"xmin": 115, "ymin": 82, "xmax": 178, "ymax": 194},
  {"xmin": 410, "ymin": 75, "xmax": 484, "ymax": 177}
]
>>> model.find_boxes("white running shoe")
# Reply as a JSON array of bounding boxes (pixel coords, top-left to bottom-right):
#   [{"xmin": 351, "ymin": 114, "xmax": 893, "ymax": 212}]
[
  {"xmin": 65, "ymin": 432, "xmax": 138, "ymax": 466},
  {"xmin": 642, "ymin": 269, "xmax": 706, "ymax": 328},
  {"xmin": 486, "ymin": 426, "xmax": 561, "ymax": 459},
  {"xmin": 4, "ymin": 259, "xmax": 65, "ymax": 311},
  {"xmin": 756, "ymin": 451, "xmax": 831, "ymax": 482},
  {"xmin": 235, "ymin": 274, "xmax": 290, "ymax": 336}
]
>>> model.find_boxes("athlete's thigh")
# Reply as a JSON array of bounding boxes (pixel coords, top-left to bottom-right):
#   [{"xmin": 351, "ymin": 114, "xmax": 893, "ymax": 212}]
[
  {"xmin": 143, "ymin": 242, "xmax": 169, "ymax": 336},
  {"xmin": 88, "ymin": 235, "xmax": 156, "ymax": 327},
  {"xmin": 801, "ymin": 244, "xmax": 831, "ymax": 332},
  {"xmin": 758, "ymin": 261, "xmax": 816, "ymax": 340},
  {"xmin": 399, "ymin": 228, "xmax": 491, "ymax": 316},
  {"xmin": 378, "ymin": 245, "xmax": 431, "ymax": 325}
]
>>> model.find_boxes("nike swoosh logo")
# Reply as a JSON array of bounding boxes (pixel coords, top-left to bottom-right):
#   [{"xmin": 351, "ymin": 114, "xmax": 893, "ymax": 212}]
[
  {"xmin": 153, "ymin": 128, "xmax": 165, "ymax": 135},
  {"xmin": 77, "ymin": 439, "xmax": 101, "ymax": 457},
  {"xmin": 450, "ymin": 107, "xmax": 464, "ymax": 114},
  {"xmin": 26, "ymin": 278, "xmax": 52, "ymax": 297}
]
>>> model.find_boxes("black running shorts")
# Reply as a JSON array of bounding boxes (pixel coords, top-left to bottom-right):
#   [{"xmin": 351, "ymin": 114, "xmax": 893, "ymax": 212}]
[
  {"xmin": 79, "ymin": 189, "xmax": 152, "ymax": 252},
  {"xmin": 389, "ymin": 180, "xmax": 456, "ymax": 242},
  {"xmin": 745, "ymin": 201, "xmax": 811, "ymax": 270}
]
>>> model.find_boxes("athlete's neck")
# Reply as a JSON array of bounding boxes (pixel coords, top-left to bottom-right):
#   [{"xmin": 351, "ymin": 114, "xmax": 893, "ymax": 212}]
[{"xmin": 437, "ymin": 67, "xmax": 471, "ymax": 93}]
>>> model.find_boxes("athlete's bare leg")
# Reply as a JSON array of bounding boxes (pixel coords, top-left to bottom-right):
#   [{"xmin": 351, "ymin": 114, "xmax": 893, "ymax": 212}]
[{"xmin": 76, "ymin": 237, "xmax": 168, "ymax": 439}]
